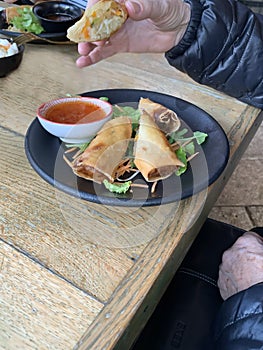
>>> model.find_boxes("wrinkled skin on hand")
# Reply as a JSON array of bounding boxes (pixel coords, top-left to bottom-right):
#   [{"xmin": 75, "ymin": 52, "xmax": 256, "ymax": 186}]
[
  {"xmin": 76, "ymin": 0, "xmax": 190, "ymax": 68},
  {"xmin": 218, "ymin": 231, "xmax": 263, "ymax": 300}
]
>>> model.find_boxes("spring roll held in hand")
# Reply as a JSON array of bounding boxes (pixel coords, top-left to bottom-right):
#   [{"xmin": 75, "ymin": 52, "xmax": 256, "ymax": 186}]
[
  {"xmin": 67, "ymin": 0, "xmax": 128, "ymax": 42},
  {"xmin": 75, "ymin": 0, "xmax": 191, "ymax": 68},
  {"xmin": 134, "ymin": 111, "xmax": 184, "ymax": 182},
  {"xmin": 72, "ymin": 116, "xmax": 132, "ymax": 184}
]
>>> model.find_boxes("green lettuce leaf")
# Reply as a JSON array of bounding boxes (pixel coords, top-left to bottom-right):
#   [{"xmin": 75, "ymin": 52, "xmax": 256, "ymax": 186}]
[
  {"xmin": 112, "ymin": 105, "xmax": 140, "ymax": 132},
  {"xmin": 10, "ymin": 7, "xmax": 44, "ymax": 34},
  {"xmin": 103, "ymin": 180, "xmax": 132, "ymax": 194},
  {"xmin": 175, "ymin": 147, "xmax": 188, "ymax": 176},
  {"xmin": 193, "ymin": 131, "xmax": 208, "ymax": 145},
  {"xmin": 169, "ymin": 129, "xmax": 207, "ymax": 145},
  {"xmin": 183, "ymin": 141, "xmax": 195, "ymax": 155}
]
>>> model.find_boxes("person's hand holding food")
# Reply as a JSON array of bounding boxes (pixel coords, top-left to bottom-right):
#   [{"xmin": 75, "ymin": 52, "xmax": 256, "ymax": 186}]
[
  {"xmin": 67, "ymin": 0, "xmax": 191, "ymax": 68},
  {"xmin": 2, "ymin": 0, "xmax": 17, "ymax": 4},
  {"xmin": 218, "ymin": 231, "xmax": 263, "ymax": 300}
]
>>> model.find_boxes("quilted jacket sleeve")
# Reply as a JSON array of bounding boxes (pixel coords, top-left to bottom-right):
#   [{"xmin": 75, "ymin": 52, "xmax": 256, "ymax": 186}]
[
  {"xmin": 165, "ymin": 0, "xmax": 263, "ymax": 108},
  {"xmin": 213, "ymin": 283, "xmax": 263, "ymax": 349}
]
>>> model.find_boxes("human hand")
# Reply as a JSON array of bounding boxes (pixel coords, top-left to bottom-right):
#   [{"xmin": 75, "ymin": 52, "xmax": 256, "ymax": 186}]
[
  {"xmin": 76, "ymin": 0, "xmax": 190, "ymax": 68},
  {"xmin": 218, "ymin": 231, "xmax": 263, "ymax": 300},
  {"xmin": 2, "ymin": 0, "xmax": 17, "ymax": 3}
]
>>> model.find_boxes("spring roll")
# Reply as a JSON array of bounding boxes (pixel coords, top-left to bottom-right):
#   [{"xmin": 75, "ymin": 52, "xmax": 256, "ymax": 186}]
[
  {"xmin": 72, "ymin": 116, "xmax": 132, "ymax": 184},
  {"xmin": 134, "ymin": 111, "xmax": 184, "ymax": 182},
  {"xmin": 67, "ymin": 0, "xmax": 128, "ymax": 43},
  {"xmin": 138, "ymin": 98, "xmax": 181, "ymax": 134}
]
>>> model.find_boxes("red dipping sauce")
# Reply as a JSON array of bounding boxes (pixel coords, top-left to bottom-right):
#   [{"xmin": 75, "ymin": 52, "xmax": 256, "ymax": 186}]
[{"xmin": 45, "ymin": 101, "xmax": 106, "ymax": 124}]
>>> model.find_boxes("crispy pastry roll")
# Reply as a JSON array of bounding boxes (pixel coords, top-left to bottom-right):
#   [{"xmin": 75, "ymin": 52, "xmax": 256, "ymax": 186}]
[
  {"xmin": 67, "ymin": 0, "xmax": 128, "ymax": 43},
  {"xmin": 134, "ymin": 111, "xmax": 184, "ymax": 182},
  {"xmin": 138, "ymin": 98, "xmax": 181, "ymax": 134},
  {"xmin": 72, "ymin": 116, "xmax": 132, "ymax": 184}
]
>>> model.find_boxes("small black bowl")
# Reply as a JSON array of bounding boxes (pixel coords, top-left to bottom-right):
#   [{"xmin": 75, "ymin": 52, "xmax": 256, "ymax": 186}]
[
  {"xmin": 33, "ymin": 1, "xmax": 83, "ymax": 33},
  {"xmin": 0, "ymin": 42, "xmax": 24, "ymax": 78}
]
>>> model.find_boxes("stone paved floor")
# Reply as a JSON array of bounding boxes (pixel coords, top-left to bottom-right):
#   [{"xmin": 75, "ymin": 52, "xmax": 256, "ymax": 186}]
[{"xmin": 209, "ymin": 122, "xmax": 263, "ymax": 230}]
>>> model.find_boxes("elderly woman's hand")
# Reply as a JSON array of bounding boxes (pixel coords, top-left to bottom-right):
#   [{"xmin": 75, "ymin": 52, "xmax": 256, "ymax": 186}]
[
  {"xmin": 218, "ymin": 231, "xmax": 263, "ymax": 300},
  {"xmin": 76, "ymin": 0, "xmax": 190, "ymax": 68}
]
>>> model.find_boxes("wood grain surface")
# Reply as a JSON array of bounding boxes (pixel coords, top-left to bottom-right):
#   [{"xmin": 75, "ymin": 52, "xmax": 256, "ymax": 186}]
[{"xmin": 0, "ymin": 26, "xmax": 262, "ymax": 349}]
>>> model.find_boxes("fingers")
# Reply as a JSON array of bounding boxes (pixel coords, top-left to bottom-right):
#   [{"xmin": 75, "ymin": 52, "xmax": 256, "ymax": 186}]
[
  {"xmin": 125, "ymin": 0, "xmax": 190, "ymax": 33},
  {"xmin": 76, "ymin": 41, "xmax": 117, "ymax": 67},
  {"xmin": 125, "ymin": 1, "xmax": 144, "ymax": 19},
  {"xmin": 78, "ymin": 42, "xmax": 105, "ymax": 56},
  {"xmin": 76, "ymin": 56, "xmax": 94, "ymax": 68},
  {"xmin": 125, "ymin": 0, "xmax": 165, "ymax": 21},
  {"xmin": 78, "ymin": 43, "xmax": 94, "ymax": 56},
  {"xmin": 75, "ymin": 0, "xmax": 190, "ymax": 68}
]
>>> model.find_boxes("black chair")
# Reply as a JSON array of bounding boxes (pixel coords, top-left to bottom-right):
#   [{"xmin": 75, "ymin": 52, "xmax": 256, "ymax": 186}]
[{"xmin": 132, "ymin": 218, "xmax": 263, "ymax": 350}]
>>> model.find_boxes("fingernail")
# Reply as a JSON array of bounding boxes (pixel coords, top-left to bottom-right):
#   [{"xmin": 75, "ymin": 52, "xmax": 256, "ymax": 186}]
[{"xmin": 126, "ymin": 1, "xmax": 142, "ymax": 15}]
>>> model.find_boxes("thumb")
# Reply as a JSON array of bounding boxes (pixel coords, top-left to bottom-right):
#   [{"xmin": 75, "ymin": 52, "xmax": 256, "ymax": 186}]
[
  {"xmin": 125, "ymin": 0, "xmax": 157, "ymax": 21},
  {"xmin": 125, "ymin": 0, "xmax": 191, "ymax": 33}
]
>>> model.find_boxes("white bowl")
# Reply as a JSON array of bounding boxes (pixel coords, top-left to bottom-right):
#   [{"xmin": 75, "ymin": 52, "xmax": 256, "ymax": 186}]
[{"xmin": 37, "ymin": 96, "xmax": 113, "ymax": 143}]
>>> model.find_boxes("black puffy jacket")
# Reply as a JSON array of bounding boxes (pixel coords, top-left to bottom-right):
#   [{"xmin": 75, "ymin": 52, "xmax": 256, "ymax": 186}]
[
  {"xmin": 213, "ymin": 282, "xmax": 263, "ymax": 349},
  {"xmin": 165, "ymin": 0, "xmax": 263, "ymax": 109}
]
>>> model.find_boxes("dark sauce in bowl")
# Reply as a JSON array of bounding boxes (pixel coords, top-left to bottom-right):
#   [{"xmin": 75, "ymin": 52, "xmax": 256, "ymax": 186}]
[
  {"xmin": 32, "ymin": 1, "xmax": 83, "ymax": 33},
  {"xmin": 45, "ymin": 14, "xmax": 74, "ymax": 22}
]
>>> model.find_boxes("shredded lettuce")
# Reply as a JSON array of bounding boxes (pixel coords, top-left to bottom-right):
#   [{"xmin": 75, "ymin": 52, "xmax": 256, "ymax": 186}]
[{"xmin": 103, "ymin": 179, "xmax": 131, "ymax": 194}]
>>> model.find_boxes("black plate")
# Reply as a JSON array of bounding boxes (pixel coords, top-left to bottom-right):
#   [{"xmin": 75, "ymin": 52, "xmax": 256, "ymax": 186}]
[{"xmin": 25, "ymin": 89, "xmax": 230, "ymax": 207}]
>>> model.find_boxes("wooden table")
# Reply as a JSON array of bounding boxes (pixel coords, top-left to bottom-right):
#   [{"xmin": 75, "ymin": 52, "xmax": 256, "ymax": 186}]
[{"xmin": 0, "ymin": 31, "xmax": 262, "ymax": 349}]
